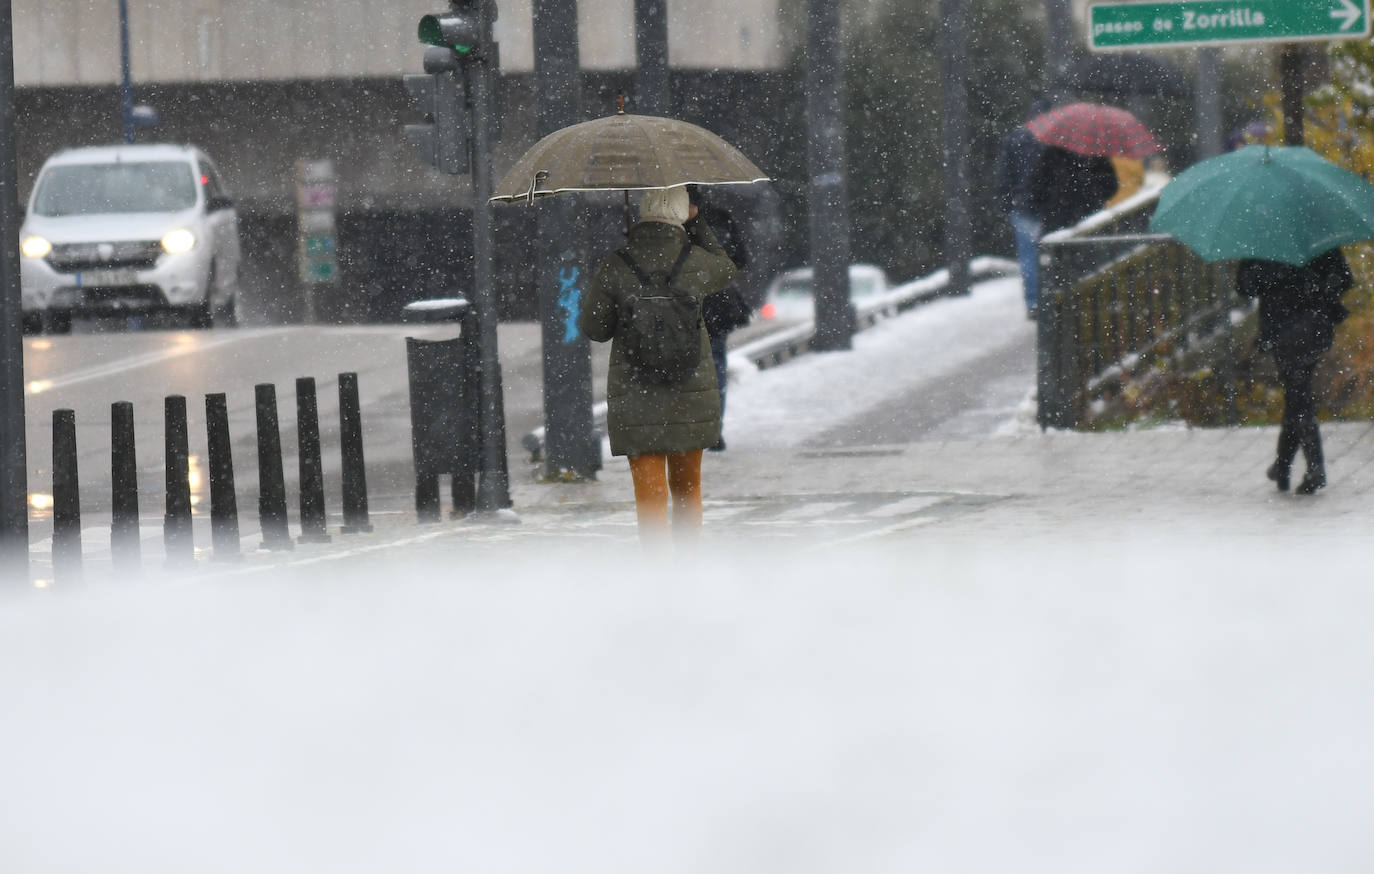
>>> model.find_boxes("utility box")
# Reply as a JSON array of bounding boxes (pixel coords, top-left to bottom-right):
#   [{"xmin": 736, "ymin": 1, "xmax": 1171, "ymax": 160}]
[{"xmin": 404, "ymin": 298, "xmax": 481, "ymax": 520}]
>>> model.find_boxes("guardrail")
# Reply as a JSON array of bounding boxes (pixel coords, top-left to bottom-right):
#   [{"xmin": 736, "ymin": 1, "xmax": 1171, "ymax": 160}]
[
  {"xmin": 1036, "ymin": 184, "xmax": 1240, "ymax": 430},
  {"xmin": 523, "ymin": 256, "xmax": 1017, "ymax": 460}
]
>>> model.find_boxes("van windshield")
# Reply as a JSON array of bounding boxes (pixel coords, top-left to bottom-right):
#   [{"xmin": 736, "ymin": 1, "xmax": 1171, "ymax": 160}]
[{"xmin": 31, "ymin": 161, "xmax": 198, "ymax": 216}]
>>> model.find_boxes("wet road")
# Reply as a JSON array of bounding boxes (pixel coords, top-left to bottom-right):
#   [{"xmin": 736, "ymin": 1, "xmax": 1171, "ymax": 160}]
[{"xmin": 20, "ymin": 320, "xmax": 610, "ymax": 535}]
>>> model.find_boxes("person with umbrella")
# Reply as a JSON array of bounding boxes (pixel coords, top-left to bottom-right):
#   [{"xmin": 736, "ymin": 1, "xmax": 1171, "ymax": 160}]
[
  {"xmin": 1020, "ymin": 102, "xmax": 1161, "ymax": 315},
  {"xmin": 1150, "ymin": 145, "xmax": 1374, "ymax": 494},
  {"xmin": 1237, "ymin": 250, "xmax": 1353, "ymax": 494},
  {"xmin": 578, "ymin": 187, "xmax": 738, "ymax": 547}
]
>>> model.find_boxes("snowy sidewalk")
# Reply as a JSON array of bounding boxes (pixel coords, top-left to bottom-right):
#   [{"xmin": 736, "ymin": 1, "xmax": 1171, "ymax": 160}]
[
  {"xmin": 11, "ymin": 278, "xmax": 1374, "ymax": 874},
  {"xmin": 25, "ymin": 276, "xmax": 1374, "ymax": 579}
]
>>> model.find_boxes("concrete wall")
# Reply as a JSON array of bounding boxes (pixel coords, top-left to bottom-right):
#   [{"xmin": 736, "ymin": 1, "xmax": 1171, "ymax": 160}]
[{"xmin": 13, "ymin": 0, "xmax": 788, "ymax": 85}]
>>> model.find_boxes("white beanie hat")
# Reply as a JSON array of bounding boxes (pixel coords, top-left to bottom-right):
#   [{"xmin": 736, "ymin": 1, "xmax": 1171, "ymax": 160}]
[{"xmin": 638, "ymin": 187, "xmax": 690, "ymax": 227}]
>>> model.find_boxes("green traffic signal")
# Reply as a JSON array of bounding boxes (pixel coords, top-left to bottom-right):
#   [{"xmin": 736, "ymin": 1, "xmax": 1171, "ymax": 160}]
[{"xmin": 418, "ymin": 12, "xmax": 480, "ymax": 53}]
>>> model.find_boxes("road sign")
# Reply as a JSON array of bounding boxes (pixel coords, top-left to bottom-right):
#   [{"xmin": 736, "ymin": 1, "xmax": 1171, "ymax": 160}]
[
  {"xmin": 1089, "ymin": 0, "xmax": 1370, "ymax": 50},
  {"xmin": 295, "ymin": 159, "xmax": 338, "ymax": 296}
]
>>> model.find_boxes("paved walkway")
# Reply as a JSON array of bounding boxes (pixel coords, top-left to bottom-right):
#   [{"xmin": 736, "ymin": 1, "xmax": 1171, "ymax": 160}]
[
  {"xmin": 22, "ymin": 272, "xmax": 1374, "ymax": 581},
  {"xmin": 29, "ymin": 417, "xmax": 1366, "ymax": 585}
]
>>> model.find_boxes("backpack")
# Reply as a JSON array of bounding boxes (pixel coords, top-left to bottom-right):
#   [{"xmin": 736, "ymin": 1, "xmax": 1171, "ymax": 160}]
[{"xmin": 615, "ymin": 244, "xmax": 703, "ymax": 385}]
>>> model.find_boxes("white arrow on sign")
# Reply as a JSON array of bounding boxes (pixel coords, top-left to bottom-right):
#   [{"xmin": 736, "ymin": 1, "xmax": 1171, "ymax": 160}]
[{"xmin": 1333, "ymin": 0, "xmax": 1362, "ymax": 30}]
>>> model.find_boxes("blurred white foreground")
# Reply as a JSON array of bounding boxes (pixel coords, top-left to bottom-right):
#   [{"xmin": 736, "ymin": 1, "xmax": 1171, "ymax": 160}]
[{"xmin": 3, "ymin": 538, "xmax": 1371, "ymax": 873}]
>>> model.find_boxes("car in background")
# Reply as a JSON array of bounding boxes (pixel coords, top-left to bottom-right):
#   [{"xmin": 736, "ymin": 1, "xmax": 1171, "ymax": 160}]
[
  {"xmin": 759, "ymin": 263, "xmax": 889, "ymax": 321},
  {"xmin": 19, "ymin": 143, "xmax": 243, "ymax": 333}
]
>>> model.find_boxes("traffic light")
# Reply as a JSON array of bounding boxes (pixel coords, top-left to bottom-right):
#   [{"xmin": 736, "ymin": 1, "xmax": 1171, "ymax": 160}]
[
  {"xmin": 403, "ymin": 61, "xmax": 467, "ymax": 175},
  {"xmin": 418, "ymin": 0, "xmax": 496, "ymax": 58}
]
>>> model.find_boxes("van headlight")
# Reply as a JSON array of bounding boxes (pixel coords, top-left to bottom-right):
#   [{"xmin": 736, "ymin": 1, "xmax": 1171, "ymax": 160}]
[
  {"xmin": 20, "ymin": 236, "xmax": 51, "ymax": 258},
  {"xmin": 161, "ymin": 228, "xmax": 196, "ymax": 254}
]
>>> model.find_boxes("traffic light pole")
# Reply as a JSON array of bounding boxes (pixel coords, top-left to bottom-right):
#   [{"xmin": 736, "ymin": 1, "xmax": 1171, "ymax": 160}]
[
  {"xmin": 466, "ymin": 46, "xmax": 513, "ymax": 511},
  {"xmin": 0, "ymin": 0, "xmax": 29, "ymax": 579}
]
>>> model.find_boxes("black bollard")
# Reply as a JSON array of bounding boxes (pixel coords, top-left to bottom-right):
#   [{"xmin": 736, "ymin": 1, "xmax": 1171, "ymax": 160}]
[
  {"xmin": 254, "ymin": 384, "xmax": 293, "ymax": 550},
  {"xmin": 295, "ymin": 377, "xmax": 331, "ymax": 543},
  {"xmin": 164, "ymin": 394, "xmax": 194, "ymax": 565},
  {"xmin": 337, "ymin": 372, "xmax": 372, "ymax": 533},
  {"xmin": 52, "ymin": 409, "xmax": 82, "ymax": 580},
  {"xmin": 110, "ymin": 401, "xmax": 141, "ymax": 573},
  {"xmin": 205, "ymin": 393, "xmax": 240, "ymax": 560}
]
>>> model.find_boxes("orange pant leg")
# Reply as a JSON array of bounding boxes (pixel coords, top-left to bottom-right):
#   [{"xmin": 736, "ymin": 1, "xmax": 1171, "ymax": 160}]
[
  {"xmin": 666, "ymin": 450, "xmax": 704, "ymax": 541},
  {"xmin": 628, "ymin": 453, "xmax": 670, "ymax": 546}
]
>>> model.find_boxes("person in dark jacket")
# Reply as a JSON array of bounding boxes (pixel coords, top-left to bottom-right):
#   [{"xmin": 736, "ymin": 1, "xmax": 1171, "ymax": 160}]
[
  {"xmin": 687, "ymin": 185, "xmax": 752, "ymax": 451},
  {"xmin": 579, "ymin": 187, "xmax": 737, "ymax": 545},
  {"xmin": 1027, "ymin": 145, "xmax": 1119, "ymax": 237},
  {"xmin": 1237, "ymin": 248, "xmax": 1354, "ymax": 495},
  {"xmin": 994, "ymin": 97, "xmax": 1051, "ymax": 316}
]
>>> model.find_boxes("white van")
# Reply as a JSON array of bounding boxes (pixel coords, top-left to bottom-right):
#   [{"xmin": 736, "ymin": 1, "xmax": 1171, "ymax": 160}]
[{"xmin": 19, "ymin": 143, "xmax": 243, "ymax": 332}]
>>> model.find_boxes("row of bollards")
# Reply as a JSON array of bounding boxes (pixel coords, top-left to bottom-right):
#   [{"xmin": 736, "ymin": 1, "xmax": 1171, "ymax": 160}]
[{"xmin": 49, "ymin": 373, "xmax": 372, "ymax": 580}]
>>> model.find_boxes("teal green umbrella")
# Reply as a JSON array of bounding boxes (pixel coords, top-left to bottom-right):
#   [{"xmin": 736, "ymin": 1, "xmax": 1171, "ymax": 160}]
[{"xmin": 1149, "ymin": 144, "xmax": 1374, "ymax": 265}]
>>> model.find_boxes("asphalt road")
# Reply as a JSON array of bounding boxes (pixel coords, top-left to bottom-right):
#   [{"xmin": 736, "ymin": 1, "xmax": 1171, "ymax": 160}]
[{"xmin": 20, "ymin": 319, "xmax": 611, "ymax": 537}]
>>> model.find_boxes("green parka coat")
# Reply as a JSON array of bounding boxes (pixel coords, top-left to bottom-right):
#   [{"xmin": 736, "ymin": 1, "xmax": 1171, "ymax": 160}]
[{"xmin": 580, "ymin": 216, "xmax": 738, "ymax": 457}]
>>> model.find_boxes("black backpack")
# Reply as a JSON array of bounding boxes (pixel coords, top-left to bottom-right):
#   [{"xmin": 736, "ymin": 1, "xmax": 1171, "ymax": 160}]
[{"xmin": 615, "ymin": 244, "xmax": 703, "ymax": 385}]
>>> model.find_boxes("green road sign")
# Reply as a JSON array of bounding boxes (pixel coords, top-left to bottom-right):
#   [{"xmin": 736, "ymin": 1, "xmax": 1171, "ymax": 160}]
[{"xmin": 1089, "ymin": 0, "xmax": 1370, "ymax": 50}]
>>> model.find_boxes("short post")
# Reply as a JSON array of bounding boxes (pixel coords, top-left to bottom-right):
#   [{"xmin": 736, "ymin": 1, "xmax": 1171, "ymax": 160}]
[
  {"xmin": 110, "ymin": 401, "xmax": 141, "ymax": 573},
  {"xmin": 52, "ymin": 409, "xmax": 82, "ymax": 580},
  {"xmin": 254, "ymin": 384, "xmax": 293, "ymax": 550},
  {"xmin": 164, "ymin": 395, "xmax": 194, "ymax": 565},
  {"xmin": 205, "ymin": 393, "xmax": 241, "ymax": 560},
  {"xmin": 295, "ymin": 377, "xmax": 331, "ymax": 543},
  {"xmin": 338, "ymin": 372, "xmax": 372, "ymax": 533}
]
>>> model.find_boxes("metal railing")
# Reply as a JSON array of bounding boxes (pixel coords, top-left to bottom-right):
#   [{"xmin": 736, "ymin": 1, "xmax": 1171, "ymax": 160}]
[{"xmin": 1036, "ymin": 185, "xmax": 1240, "ymax": 430}]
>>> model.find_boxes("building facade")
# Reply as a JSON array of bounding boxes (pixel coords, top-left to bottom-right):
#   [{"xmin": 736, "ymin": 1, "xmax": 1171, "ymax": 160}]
[{"xmin": 12, "ymin": 1, "xmax": 790, "ymax": 322}]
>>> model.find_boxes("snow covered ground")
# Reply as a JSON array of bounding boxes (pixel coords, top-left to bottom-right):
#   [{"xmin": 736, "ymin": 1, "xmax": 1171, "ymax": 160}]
[
  {"xmin": 3, "ymin": 544, "xmax": 1373, "ymax": 874},
  {"xmin": 5, "ymin": 273, "xmax": 1371, "ymax": 873},
  {"xmin": 725, "ymin": 276, "xmax": 1037, "ymax": 448}
]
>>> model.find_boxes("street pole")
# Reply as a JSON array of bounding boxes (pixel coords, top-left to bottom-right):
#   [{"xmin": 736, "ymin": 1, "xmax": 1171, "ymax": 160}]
[
  {"xmin": 118, "ymin": 0, "xmax": 135, "ymax": 144},
  {"xmin": 939, "ymin": 0, "xmax": 971, "ymax": 297},
  {"xmin": 805, "ymin": 0, "xmax": 855, "ymax": 351},
  {"xmin": 1280, "ymin": 44, "xmax": 1306, "ymax": 146},
  {"xmin": 0, "ymin": 0, "xmax": 29, "ymax": 578},
  {"xmin": 533, "ymin": 0, "xmax": 599, "ymax": 480},
  {"xmin": 634, "ymin": 0, "xmax": 670, "ymax": 115},
  {"xmin": 1044, "ymin": 0, "xmax": 1073, "ymax": 104},
  {"xmin": 468, "ymin": 21, "xmax": 512, "ymax": 511},
  {"xmin": 1195, "ymin": 48, "xmax": 1224, "ymax": 159}
]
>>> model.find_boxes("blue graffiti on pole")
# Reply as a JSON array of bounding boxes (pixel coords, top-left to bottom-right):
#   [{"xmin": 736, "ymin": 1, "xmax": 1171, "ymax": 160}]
[{"xmin": 558, "ymin": 265, "xmax": 582, "ymax": 343}]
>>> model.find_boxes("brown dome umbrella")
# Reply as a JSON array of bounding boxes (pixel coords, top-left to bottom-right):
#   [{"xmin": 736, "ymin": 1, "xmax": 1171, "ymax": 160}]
[{"xmin": 490, "ymin": 111, "xmax": 770, "ymax": 205}]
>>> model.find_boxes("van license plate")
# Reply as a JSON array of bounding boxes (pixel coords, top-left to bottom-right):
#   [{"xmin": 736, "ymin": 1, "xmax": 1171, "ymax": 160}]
[{"xmin": 78, "ymin": 270, "xmax": 138, "ymax": 287}]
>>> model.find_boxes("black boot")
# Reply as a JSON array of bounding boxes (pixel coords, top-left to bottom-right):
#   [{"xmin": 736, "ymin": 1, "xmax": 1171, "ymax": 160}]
[
  {"xmin": 1267, "ymin": 461, "xmax": 1290, "ymax": 492},
  {"xmin": 1296, "ymin": 421, "xmax": 1325, "ymax": 495},
  {"xmin": 1297, "ymin": 467, "xmax": 1326, "ymax": 495}
]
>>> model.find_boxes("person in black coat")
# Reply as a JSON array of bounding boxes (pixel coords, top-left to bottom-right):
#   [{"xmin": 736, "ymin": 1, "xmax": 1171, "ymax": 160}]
[
  {"xmin": 1237, "ymin": 248, "xmax": 1354, "ymax": 494},
  {"xmin": 687, "ymin": 185, "xmax": 752, "ymax": 451},
  {"xmin": 994, "ymin": 97, "xmax": 1051, "ymax": 316},
  {"xmin": 1027, "ymin": 145, "xmax": 1119, "ymax": 235}
]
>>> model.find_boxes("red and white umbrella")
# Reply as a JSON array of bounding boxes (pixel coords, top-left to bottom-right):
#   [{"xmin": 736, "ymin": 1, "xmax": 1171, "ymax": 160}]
[{"xmin": 1027, "ymin": 102, "xmax": 1162, "ymax": 159}]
